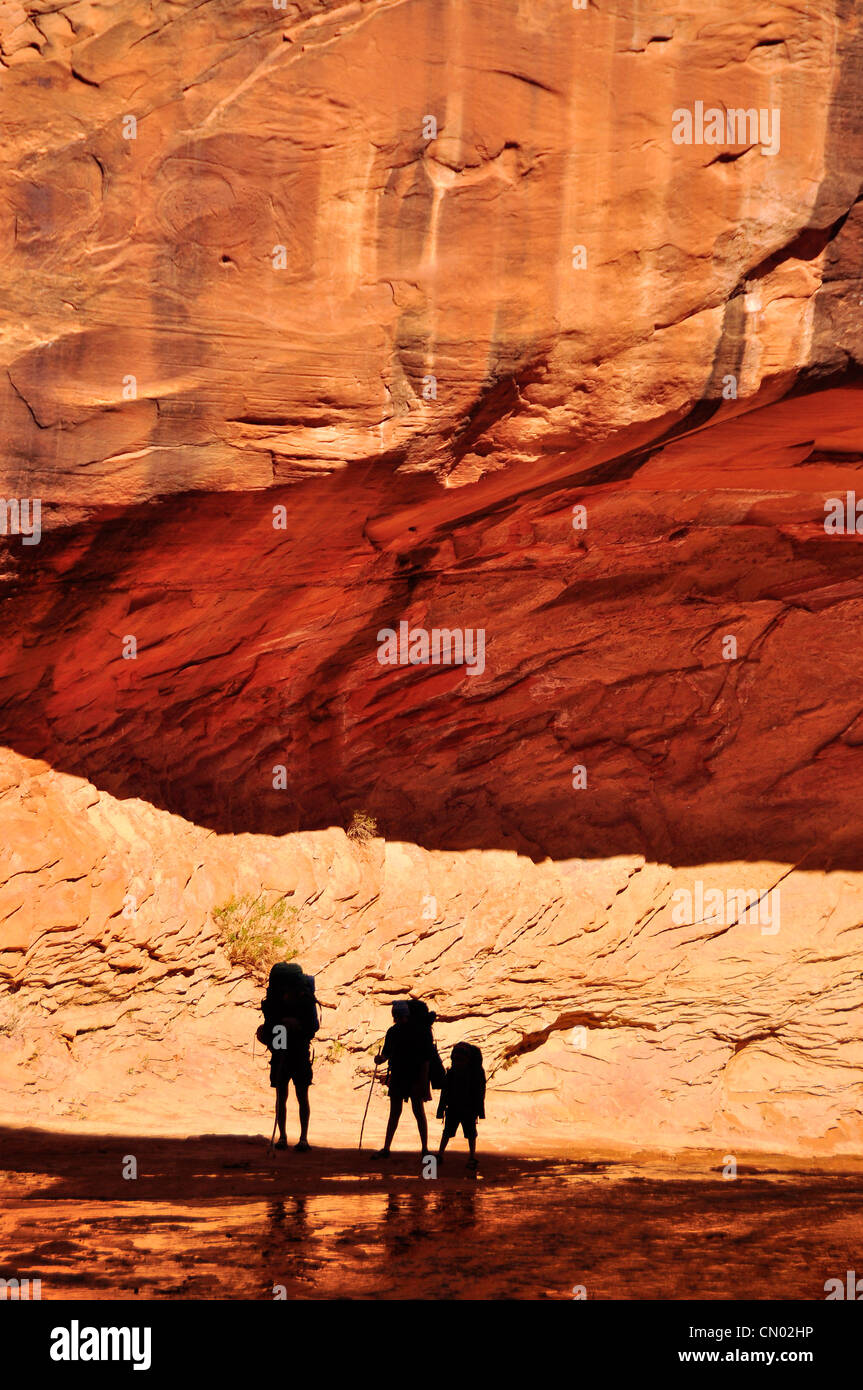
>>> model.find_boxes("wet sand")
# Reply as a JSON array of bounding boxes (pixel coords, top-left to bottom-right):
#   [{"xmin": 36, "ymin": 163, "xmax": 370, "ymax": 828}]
[{"xmin": 3, "ymin": 1126, "xmax": 862, "ymax": 1299}]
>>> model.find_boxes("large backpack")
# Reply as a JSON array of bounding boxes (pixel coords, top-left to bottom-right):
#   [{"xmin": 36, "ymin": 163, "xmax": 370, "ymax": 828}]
[
  {"xmin": 407, "ymin": 998, "xmax": 433, "ymax": 1031},
  {"xmin": 265, "ymin": 961, "xmax": 302, "ymax": 997},
  {"xmin": 258, "ymin": 962, "xmax": 320, "ymax": 1048},
  {"xmin": 407, "ymin": 998, "xmax": 446, "ymax": 1090}
]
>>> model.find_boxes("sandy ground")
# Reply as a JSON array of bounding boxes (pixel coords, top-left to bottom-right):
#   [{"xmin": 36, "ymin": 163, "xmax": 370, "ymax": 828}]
[{"xmin": 2, "ymin": 1120, "xmax": 863, "ymax": 1300}]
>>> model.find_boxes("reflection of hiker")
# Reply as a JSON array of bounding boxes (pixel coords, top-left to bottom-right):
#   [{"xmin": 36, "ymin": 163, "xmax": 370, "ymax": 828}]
[
  {"xmin": 381, "ymin": 1190, "xmax": 430, "ymax": 1262},
  {"xmin": 372, "ymin": 1000, "xmax": 437, "ymax": 1159},
  {"xmin": 265, "ymin": 1196, "xmax": 313, "ymax": 1290},
  {"xmin": 258, "ymin": 963, "xmax": 319, "ymax": 1151},
  {"xmin": 437, "ymin": 1042, "xmax": 486, "ymax": 1170}
]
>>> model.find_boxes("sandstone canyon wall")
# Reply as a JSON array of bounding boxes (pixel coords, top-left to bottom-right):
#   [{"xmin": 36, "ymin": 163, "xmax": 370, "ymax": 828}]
[{"xmin": 1, "ymin": 0, "xmax": 863, "ymax": 1153}]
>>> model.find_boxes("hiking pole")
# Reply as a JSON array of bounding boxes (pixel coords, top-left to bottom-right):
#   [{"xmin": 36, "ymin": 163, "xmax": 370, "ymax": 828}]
[{"xmin": 358, "ymin": 1059, "xmax": 378, "ymax": 1151}]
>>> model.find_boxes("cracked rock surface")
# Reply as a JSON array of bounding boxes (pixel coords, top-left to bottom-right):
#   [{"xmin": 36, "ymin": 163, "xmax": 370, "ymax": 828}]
[{"xmin": 1, "ymin": 748, "xmax": 862, "ymax": 1153}]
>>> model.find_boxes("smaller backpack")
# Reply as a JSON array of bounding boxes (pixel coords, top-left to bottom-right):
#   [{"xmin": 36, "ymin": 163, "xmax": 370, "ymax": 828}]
[{"xmin": 451, "ymin": 1042, "xmax": 486, "ymax": 1118}]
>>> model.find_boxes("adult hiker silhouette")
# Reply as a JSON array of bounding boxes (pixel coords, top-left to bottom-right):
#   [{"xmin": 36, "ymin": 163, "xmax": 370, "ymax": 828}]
[
  {"xmin": 259, "ymin": 962, "xmax": 319, "ymax": 1151},
  {"xmin": 372, "ymin": 1000, "xmax": 438, "ymax": 1160}
]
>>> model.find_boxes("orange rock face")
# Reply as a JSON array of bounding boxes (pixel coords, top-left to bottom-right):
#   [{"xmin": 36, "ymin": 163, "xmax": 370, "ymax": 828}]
[{"xmin": 1, "ymin": 1, "xmax": 862, "ymax": 1154}]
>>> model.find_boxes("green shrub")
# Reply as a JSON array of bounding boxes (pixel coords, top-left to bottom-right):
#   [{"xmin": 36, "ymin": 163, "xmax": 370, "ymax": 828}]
[{"xmin": 213, "ymin": 893, "xmax": 298, "ymax": 978}]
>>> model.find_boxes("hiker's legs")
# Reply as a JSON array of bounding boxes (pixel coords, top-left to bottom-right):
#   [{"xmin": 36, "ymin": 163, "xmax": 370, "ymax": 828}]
[
  {"xmin": 410, "ymin": 1095, "xmax": 428, "ymax": 1152},
  {"xmin": 383, "ymin": 1095, "xmax": 403, "ymax": 1152},
  {"xmin": 275, "ymin": 1083, "xmax": 289, "ymax": 1143},
  {"xmin": 295, "ymin": 1083, "xmax": 310, "ymax": 1144},
  {"xmin": 465, "ymin": 1119, "xmax": 478, "ymax": 1166}
]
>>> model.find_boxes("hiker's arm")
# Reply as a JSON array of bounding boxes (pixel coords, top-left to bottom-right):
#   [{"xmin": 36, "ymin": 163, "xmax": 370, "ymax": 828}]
[
  {"xmin": 436, "ymin": 1077, "xmax": 447, "ymax": 1119},
  {"xmin": 375, "ymin": 1027, "xmax": 393, "ymax": 1065}
]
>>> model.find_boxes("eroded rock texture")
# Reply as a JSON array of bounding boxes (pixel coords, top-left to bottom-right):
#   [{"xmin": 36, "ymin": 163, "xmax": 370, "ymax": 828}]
[
  {"xmin": 1, "ymin": 0, "xmax": 862, "ymax": 1151},
  {"xmin": 2, "ymin": 749, "xmax": 862, "ymax": 1153}
]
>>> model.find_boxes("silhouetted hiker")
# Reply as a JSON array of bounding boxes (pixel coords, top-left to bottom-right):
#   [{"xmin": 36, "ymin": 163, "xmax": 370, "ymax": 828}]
[
  {"xmin": 372, "ymin": 1000, "xmax": 437, "ymax": 1159},
  {"xmin": 258, "ymin": 962, "xmax": 319, "ymax": 1151},
  {"xmin": 437, "ymin": 1042, "xmax": 486, "ymax": 1170}
]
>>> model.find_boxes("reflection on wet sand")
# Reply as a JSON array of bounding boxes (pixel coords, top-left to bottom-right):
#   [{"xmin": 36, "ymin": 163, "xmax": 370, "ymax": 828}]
[{"xmin": 3, "ymin": 1128, "xmax": 862, "ymax": 1300}]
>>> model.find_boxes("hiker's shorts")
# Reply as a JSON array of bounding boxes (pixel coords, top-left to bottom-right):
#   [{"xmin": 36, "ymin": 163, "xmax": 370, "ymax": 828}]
[
  {"xmin": 386, "ymin": 1070, "xmax": 431, "ymax": 1104},
  {"xmin": 270, "ymin": 1048, "xmax": 313, "ymax": 1089},
  {"xmin": 442, "ymin": 1111, "xmax": 478, "ymax": 1140}
]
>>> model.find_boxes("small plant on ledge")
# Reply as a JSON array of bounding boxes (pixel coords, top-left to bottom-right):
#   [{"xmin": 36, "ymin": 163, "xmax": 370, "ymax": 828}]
[{"xmin": 346, "ymin": 810, "xmax": 378, "ymax": 843}]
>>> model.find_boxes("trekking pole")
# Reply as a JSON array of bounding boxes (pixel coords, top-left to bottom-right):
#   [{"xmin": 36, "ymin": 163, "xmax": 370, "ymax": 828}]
[{"xmin": 358, "ymin": 1058, "xmax": 378, "ymax": 1151}]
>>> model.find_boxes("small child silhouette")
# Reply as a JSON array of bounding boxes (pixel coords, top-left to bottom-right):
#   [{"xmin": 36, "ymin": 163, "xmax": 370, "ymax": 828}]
[{"xmin": 436, "ymin": 1042, "xmax": 486, "ymax": 1170}]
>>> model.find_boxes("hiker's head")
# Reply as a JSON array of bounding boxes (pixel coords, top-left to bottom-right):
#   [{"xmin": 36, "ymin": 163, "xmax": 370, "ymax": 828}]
[
  {"xmin": 452, "ymin": 1043, "xmax": 471, "ymax": 1069},
  {"xmin": 392, "ymin": 1001, "xmax": 410, "ymax": 1025}
]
